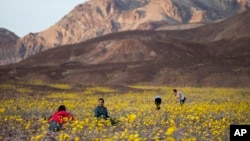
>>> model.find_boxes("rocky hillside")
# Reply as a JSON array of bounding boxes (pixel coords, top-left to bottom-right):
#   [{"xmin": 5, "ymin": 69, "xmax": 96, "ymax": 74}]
[
  {"xmin": 0, "ymin": 28, "xmax": 20, "ymax": 65},
  {"xmin": 0, "ymin": 0, "xmax": 249, "ymax": 65},
  {"xmin": 1, "ymin": 10, "xmax": 249, "ymax": 87}
]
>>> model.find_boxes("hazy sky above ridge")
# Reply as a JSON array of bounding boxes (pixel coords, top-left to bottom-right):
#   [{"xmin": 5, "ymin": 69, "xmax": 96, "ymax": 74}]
[{"xmin": 0, "ymin": 0, "xmax": 88, "ymax": 37}]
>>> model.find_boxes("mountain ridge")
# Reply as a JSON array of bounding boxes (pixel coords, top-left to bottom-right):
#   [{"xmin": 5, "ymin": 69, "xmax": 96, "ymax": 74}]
[
  {"xmin": 1, "ymin": 10, "xmax": 249, "ymax": 87},
  {"xmin": 0, "ymin": 0, "xmax": 249, "ymax": 65}
]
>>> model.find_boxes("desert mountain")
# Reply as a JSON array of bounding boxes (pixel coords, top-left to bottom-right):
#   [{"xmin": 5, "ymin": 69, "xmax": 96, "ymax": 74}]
[
  {"xmin": 0, "ymin": 0, "xmax": 249, "ymax": 65},
  {"xmin": 0, "ymin": 28, "xmax": 20, "ymax": 65},
  {"xmin": 1, "ymin": 10, "xmax": 249, "ymax": 87}
]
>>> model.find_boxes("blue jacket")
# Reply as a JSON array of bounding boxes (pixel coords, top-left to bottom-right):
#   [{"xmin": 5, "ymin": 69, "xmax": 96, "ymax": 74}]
[{"xmin": 94, "ymin": 106, "xmax": 109, "ymax": 119}]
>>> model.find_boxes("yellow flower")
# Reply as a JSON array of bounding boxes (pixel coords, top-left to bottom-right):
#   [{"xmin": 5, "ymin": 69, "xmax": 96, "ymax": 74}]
[
  {"xmin": 167, "ymin": 137, "xmax": 175, "ymax": 141},
  {"xmin": 128, "ymin": 114, "xmax": 137, "ymax": 123},
  {"xmin": 104, "ymin": 139, "xmax": 113, "ymax": 141},
  {"xmin": 35, "ymin": 135, "xmax": 42, "ymax": 140},
  {"xmin": 74, "ymin": 137, "xmax": 80, "ymax": 141},
  {"xmin": 59, "ymin": 133, "xmax": 70, "ymax": 141},
  {"xmin": 166, "ymin": 126, "xmax": 176, "ymax": 136},
  {"xmin": 0, "ymin": 108, "xmax": 5, "ymax": 113},
  {"xmin": 182, "ymin": 137, "xmax": 196, "ymax": 141}
]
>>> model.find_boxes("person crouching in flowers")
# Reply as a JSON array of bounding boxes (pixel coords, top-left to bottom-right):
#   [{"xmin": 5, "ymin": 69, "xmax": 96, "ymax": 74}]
[
  {"xmin": 48, "ymin": 105, "xmax": 74, "ymax": 132},
  {"xmin": 173, "ymin": 89, "xmax": 186, "ymax": 105},
  {"xmin": 94, "ymin": 98, "xmax": 119, "ymax": 125},
  {"xmin": 154, "ymin": 96, "xmax": 162, "ymax": 110},
  {"xmin": 94, "ymin": 98, "xmax": 109, "ymax": 120}
]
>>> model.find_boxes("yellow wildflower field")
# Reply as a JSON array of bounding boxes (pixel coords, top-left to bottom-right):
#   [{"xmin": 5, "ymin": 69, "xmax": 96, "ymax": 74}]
[{"xmin": 0, "ymin": 82, "xmax": 249, "ymax": 140}]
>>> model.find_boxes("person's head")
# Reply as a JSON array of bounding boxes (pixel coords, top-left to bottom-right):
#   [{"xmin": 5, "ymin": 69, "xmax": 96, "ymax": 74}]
[
  {"xmin": 58, "ymin": 105, "xmax": 66, "ymax": 111},
  {"xmin": 98, "ymin": 98, "xmax": 104, "ymax": 107},
  {"xmin": 173, "ymin": 89, "xmax": 177, "ymax": 95}
]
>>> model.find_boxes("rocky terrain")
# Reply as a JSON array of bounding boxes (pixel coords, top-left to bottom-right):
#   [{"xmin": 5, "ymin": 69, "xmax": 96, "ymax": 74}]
[
  {"xmin": 0, "ymin": 0, "xmax": 249, "ymax": 65},
  {"xmin": 0, "ymin": 28, "xmax": 20, "ymax": 65},
  {"xmin": 1, "ymin": 10, "xmax": 249, "ymax": 87}
]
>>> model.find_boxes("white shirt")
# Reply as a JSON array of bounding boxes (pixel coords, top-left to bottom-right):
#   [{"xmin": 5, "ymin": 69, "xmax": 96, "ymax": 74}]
[
  {"xmin": 154, "ymin": 96, "xmax": 161, "ymax": 100},
  {"xmin": 177, "ymin": 91, "xmax": 185, "ymax": 100}
]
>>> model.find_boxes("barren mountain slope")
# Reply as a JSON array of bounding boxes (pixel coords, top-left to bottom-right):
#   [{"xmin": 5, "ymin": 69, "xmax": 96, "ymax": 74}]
[
  {"xmin": 0, "ymin": 28, "xmax": 20, "ymax": 65},
  {"xmin": 0, "ymin": 0, "xmax": 249, "ymax": 65},
  {"xmin": 1, "ymin": 10, "xmax": 250, "ymax": 87}
]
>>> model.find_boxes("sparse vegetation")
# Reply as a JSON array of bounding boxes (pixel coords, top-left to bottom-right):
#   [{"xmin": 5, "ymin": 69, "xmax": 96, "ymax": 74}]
[
  {"xmin": 0, "ymin": 82, "xmax": 249, "ymax": 140},
  {"xmin": 50, "ymin": 84, "xmax": 72, "ymax": 90}
]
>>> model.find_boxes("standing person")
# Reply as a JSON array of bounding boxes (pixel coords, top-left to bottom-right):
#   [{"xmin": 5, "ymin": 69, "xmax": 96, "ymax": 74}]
[
  {"xmin": 94, "ymin": 98, "xmax": 109, "ymax": 119},
  {"xmin": 173, "ymin": 89, "xmax": 186, "ymax": 105},
  {"xmin": 48, "ymin": 105, "xmax": 74, "ymax": 132},
  {"xmin": 154, "ymin": 96, "xmax": 162, "ymax": 110}
]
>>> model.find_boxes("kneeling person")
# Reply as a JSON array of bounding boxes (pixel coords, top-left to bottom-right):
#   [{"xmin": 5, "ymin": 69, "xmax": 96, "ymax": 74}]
[
  {"xmin": 173, "ymin": 89, "xmax": 186, "ymax": 105},
  {"xmin": 154, "ymin": 96, "xmax": 162, "ymax": 110},
  {"xmin": 94, "ymin": 98, "xmax": 109, "ymax": 119},
  {"xmin": 48, "ymin": 105, "xmax": 74, "ymax": 132}
]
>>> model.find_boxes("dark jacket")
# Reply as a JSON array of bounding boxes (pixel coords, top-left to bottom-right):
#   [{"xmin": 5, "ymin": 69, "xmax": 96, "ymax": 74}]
[{"xmin": 94, "ymin": 106, "xmax": 109, "ymax": 119}]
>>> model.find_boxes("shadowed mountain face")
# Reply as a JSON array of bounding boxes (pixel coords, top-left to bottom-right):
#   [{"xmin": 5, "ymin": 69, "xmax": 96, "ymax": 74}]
[
  {"xmin": 1, "ymin": 10, "xmax": 250, "ymax": 87},
  {"xmin": 0, "ymin": 28, "xmax": 20, "ymax": 65},
  {"xmin": 0, "ymin": 0, "xmax": 249, "ymax": 65}
]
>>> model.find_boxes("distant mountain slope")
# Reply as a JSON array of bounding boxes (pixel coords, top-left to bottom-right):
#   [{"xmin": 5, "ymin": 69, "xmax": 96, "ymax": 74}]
[
  {"xmin": 16, "ymin": 10, "xmax": 250, "ymax": 66},
  {"xmin": 0, "ymin": 0, "xmax": 249, "ymax": 65},
  {"xmin": 1, "ymin": 10, "xmax": 249, "ymax": 87},
  {"xmin": 0, "ymin": 28, "xmax": 20, "ymax": 65}
]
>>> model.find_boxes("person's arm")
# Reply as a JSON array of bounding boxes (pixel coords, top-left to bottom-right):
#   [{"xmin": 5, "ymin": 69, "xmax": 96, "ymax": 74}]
[
  {"xmin": 176, "ymin": 93, "xmax": 180, "ymax": 100},
  {"xmin": 105, "ymin": 108, "xmax": 109, "ymax": 118},
  {"xmin": 45, "ymin": 115, "xmax": 53, "ymax": 121},
  {"xmin": 106, "ymin": 109, "xmax": 109, "ymax": 118},
  {"xmin": 94, "ymin": 107, "xmax": 99, "ymax": 118},
  {"xmin": 67, "ymin": 112, "xmax": 74, "ymax": 121}
]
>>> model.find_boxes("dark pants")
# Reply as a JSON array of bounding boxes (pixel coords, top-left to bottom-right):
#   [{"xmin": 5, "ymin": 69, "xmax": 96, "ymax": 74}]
[
  {"xmin": 180, "ymin": 97, "xmax": 186, "ymax": 105},
  {"xmin": 49, "ymin": 121, "xmax": 63, "ymax": 132}
]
